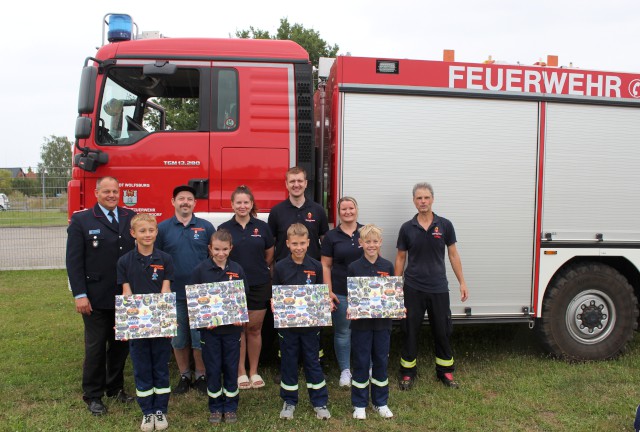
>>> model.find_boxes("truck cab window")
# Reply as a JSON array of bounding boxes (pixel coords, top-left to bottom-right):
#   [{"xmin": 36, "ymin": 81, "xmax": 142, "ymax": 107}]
[{"xmin": 97, "ymin": 67, "xmax": 200, "ymax": 145}]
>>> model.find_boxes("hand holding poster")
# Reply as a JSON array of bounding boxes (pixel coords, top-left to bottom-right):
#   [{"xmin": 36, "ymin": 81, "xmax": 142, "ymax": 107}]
[
  {"xmin": 115, "ymin": 292, "xmax": 177, "ymax": 340},
  {"xmin": 185, "ymin": 281, "xmax": 249, "ymax": 329},
  {"xmin": 347, "ymin": 276, "xmax": 406, "ymax": 319},
  {"xmin": 272, "ymin": 284, "xmax": 332, "ymax": 328}
]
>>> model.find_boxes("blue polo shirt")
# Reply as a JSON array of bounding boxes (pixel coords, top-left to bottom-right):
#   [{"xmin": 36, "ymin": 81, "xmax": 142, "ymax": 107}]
[
  {"xmin": 320, "ymin": 224, "xmax": 363, "ymax": 296},
  {"xmin": 396, "ymin": 213, "xmax": 456, "ymax": 293},
  {"xmin": 156, "ymin": 215, "xmax": 215, "ymax": 300},
  {"xmin": 273, "ymin": 255, "xmax": 323, "ymax": 285},
  {"xmin": 218, "ymin": 216, "xmax": 274, "ymax": 286},
  {"xmin": 268, "ymin": 198, "xmax": 329, "ymax": 262},
  {"xmin": 117, "ymin": 247, "xmax": 175, "ymax": 295},
  {"xmin": 191, "ymin": 258, "xmax": 248, "ymax": 334}
]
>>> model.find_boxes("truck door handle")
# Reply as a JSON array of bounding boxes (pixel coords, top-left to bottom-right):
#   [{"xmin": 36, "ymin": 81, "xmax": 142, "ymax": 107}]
[{"xmin": 188, "ymin": 179, "xmax": 209, "ymax": 199}]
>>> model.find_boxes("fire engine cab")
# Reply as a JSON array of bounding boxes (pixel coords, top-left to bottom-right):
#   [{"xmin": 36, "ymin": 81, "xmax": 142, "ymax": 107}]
[{"xmin": 70, "ymin": 13, "xmax": 640, "ymax": 361}]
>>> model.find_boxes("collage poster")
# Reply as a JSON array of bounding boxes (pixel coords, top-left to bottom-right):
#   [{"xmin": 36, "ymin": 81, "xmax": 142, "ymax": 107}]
[
  {"xmin": 115, "ymin": 292, "xmax": 177, "ymax": 340},
  {"xmin": 185, "ymin": 281, "xmax": 249, "ymax": 329},
  {"xmin": 272, "ymin": 284, "xmax": 332, "ymax": 328},
  {"xmin": 347, "ymin": 276, "xmax": 406, "ymax": 319}
]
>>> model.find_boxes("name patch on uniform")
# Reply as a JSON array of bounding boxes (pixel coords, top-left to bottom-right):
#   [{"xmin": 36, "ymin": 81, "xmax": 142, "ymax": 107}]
[{"xmin": 89, "ymin": 229, "xmax": 101, "ymax": 235}]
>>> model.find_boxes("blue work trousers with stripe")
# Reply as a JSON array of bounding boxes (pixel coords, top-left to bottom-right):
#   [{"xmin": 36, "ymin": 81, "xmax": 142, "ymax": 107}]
[
  {"xmin": 351, "ymin": 328, "xmax": 390, "ymax": 408},
  {"xmin": 279, "ymin": 329, "xmax": 328, "ymax": 407},
  {"xmin": 200, "ymin": 330, "xmax": 240, "ymax": 413},
  {"xmin": 129, "ymin": 337, "xmax": 172, "ymax": 414}
]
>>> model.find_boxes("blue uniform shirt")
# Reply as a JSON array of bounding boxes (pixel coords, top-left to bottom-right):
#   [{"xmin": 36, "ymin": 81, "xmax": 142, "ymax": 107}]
[
  {"xmin": 347, "ymin": 255, "xmax": 395, "ymax": 331},
  {"xmin": 320, "ymin": 223, "xmax": 363, "ymax": 296},
  {"xmin": 273, "ymin": 255, "xmax": 323, "ymax": 286},
  {"xmin": 117, "ymin": 247, "xmax": 175, "ymax": 295},
  {"xmin": 191, "ymin": 258, "xmax": 248, "ymax": 334},
  {"xmin": 268, "ymin": 198, "xmax": 329, "ymax": 262},
  {"xmin": 156, "ymin": 215, "xmax": 215, "ymax": 300},
  {"xmin": 218, "ymin": 216, "xmax": 274, "ymax": 286},
  {"xmin": 396, "ymin": 213, "xmax": 456, "ymax": 293}
]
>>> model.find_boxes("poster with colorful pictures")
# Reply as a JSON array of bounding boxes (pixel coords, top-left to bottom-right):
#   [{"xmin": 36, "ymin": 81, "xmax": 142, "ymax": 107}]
[
  {"xmin": 272, "ymin": 284, "xmax": 332, "ymax": 328},
  {"xmin": 347, "ymin": 276, "xmax": 406, "ymax": 319},
  {"xmin": 115, "ymin": 293, "xmax": 177, "ymax": 340},
  {"xmin": 185, "ymin": 281, "xmax": 249, "ymax": 329}
]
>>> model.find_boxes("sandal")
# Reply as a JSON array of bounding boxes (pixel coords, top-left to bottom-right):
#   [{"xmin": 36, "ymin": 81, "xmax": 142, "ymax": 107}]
[
  {"xmin": 238, "ymin": 374, "xmax": 251, "ymax": 389},
  {"xmin": 250, "ymin": 374, "xmax": 265, "ymax": 389}
]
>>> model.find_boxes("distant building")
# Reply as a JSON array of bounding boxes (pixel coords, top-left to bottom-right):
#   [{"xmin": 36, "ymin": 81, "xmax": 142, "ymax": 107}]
[{"xmin": 0, "ymin": 167, "xmax": 26, "ymax": 178}]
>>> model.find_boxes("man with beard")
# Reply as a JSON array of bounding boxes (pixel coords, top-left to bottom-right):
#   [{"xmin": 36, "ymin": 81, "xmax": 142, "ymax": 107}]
[{"xmin": 157, "ymin": 185, "xmax": 216, "ymax": 395}]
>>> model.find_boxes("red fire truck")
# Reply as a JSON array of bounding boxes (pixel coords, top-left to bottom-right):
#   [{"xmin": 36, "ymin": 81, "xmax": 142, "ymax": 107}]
[{"xmin": 70, "ymin": 14, "xmax": 640, "ymax": 360}]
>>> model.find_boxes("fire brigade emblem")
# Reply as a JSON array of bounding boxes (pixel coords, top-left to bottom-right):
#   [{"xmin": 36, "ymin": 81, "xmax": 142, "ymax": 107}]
[
  {"xmin": 224, "ymin": 117, "xmax": 236, "ymax": 129},
  {"xmin": 308, "ymin": 212, "xmax": 312, "ymax": 219},
  {"xmin": 123, "ymin": 190, "xmax": 137, "ymax": 206}
]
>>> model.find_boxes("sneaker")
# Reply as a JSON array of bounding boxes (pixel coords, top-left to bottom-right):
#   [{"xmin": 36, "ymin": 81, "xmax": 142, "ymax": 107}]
[
  {"xmin": 280, "ymin": 402, "xmax": 295, "ymax": 420},
  {"xmin": 373, "ymin": 405, "xmax": 394, "ymax": 418},
  {"xmin": 223, "ymin": 412, "xmax": 237, "ymax": 424},
  {"xmin": 438, "ymin": 372, "xmax": 459, "ymax": 388},
  {"xmin": 209, "ymin": 411, "xmax": 222, "ymax": 424},
  {"xmin": 174, "ymin": 374, "xmax": 191, "ymax": 394},
  {"xmin": 154, "ymin": 411, "xmax": 168, "ymax": 430},
  {"xmin": 140, "ymin": 414, "xmax": 154, "ymax": 432},
  {"xmin": 314, "ymin": 406, "xmax": 331, "ymax": 420},
  {"xmin": 193, "ymin": 375, "xmax": 208, "ymax": 395},
  {"xmin": 398, "ymin": 375, "xmax": 414, "ymax": 391},
  {"xmin": 339, "ymin": 369, "xmax": 352, "ymax": 387},
  {"xmin": 353, "ymin": 407, "xmax": 366, "ymax": 419}
]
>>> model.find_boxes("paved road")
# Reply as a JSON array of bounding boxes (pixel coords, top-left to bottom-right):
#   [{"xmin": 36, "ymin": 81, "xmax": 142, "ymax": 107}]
[{"xmin": 0, "ymin": 226, "xmax": 67, "ymax": 270}]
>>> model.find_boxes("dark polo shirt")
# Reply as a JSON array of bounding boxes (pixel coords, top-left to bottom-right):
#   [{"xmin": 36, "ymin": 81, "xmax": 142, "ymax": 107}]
[
  {"xmin": 396, "ymin": 213, "xmax": 456, "ymax": 293},
  {"xmin": 347, "ymin": 255, "xmax": 395, "ymax": 331},
  {"xmin": 268, "ymin": 198, "xmax": 329, "ymax": 262},
  {"xmin": 321, "ymin": 223, "xmax": 363, "ymax": 296},
  {"xmin": 117, "ymin": 247, "xmax": 175, "ymax": 295},
  {"xmin": 218, "ymin": 216, "xmax": 274, "ymax": 286}
]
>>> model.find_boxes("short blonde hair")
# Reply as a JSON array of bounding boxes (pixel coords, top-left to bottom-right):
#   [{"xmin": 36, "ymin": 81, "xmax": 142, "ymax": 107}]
[
  {"xmin": 359, "ymin": 223, "xmax": 382, "ymax": 240},
  {"xmin": 130, "ymin": 213, "xmax": 157, "ymax": 230},
  {"xmin": 287, "ymin": 223, "xmax": 309, "ymax": 239}
]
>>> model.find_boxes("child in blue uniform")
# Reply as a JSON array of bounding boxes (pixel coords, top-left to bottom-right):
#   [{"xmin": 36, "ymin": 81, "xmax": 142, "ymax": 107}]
[
  {"xmin": 273, "ymin": 223, "xmax": 331, "ymax": 421},
  {"xmin": 191, "ymin": 229, "xmax": 248, "ymax": 425},
  {"xmin": 117, "ymin": 213, "xmax": 174, "ymax": 431},
  {"xmin": 348, "ymin": 224, "xmax": 395, "ymax": 420}
]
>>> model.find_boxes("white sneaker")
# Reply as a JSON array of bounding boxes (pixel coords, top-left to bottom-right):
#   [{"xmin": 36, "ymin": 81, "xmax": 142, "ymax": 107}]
[
  {"xmin": 140, "ymin": 413, "xmax": 154, "ymax": 431},
  {"xmin": 280, "ymin": 402, "xmax": 295, "ymax": 420},
  {"xmin": 374, "ymin": 405, "xmax": 394, "ymax": 418},
  {"xmin": 339, "ymin": 369, "xmax": 352, "ymax": 387},
  {"xmin": 154, "ymin": 410, "xmax": 168, "ymax": 430},
  {"xmin": 353, "ymin": 407, "xmax": 366, "ymax": 419},
  {"xmin": 314, "ymin": 406, "xmax": 331, "ymax": 420}
]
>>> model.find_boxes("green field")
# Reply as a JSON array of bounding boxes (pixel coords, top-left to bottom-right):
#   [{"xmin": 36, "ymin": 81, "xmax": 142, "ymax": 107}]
[
  {"xmin": 0, "ymin": 210, "xmax": 67, "ymax": 227},
  {"xmin": 1, "ymin": 269, "xmax": 638, "ymax": 431}
]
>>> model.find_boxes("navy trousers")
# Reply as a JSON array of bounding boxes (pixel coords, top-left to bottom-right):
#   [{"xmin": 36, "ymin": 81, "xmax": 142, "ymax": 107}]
[
  {"xmin": 129, "ymin": 337, "xmax": 172, "ymax": 414},
  {"xmin": 278, "ymin": 329, "xmax": 328, "ymax": 407},
  {"xmin": 200, "ymin": 330, "xmax": 240, "ymax": 413},
  {"xmin": 351, "ymin": 328, "xmax": 390, "ymax": 408}
]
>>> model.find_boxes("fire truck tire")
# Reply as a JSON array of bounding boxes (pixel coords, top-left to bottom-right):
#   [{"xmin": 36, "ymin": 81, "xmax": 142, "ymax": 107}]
[{"xmin": 538, "ymin": 262, "xmax": 638, "ymax": 361}]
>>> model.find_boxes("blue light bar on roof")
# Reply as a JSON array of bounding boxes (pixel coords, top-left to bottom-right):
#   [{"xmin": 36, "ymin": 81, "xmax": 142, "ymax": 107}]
[{"xmin": 108, "ymin": 14, "xmax": 133, "ymax": 42}]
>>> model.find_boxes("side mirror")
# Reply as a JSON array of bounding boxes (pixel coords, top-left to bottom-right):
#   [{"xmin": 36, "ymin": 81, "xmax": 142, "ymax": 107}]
[
  {"xmin": 75, "ymin": 116, "xmax": 92, "ymax": 139},
  {"xmin": 78, "ymin": 66, "xmax": 98, "ymax": 114}
]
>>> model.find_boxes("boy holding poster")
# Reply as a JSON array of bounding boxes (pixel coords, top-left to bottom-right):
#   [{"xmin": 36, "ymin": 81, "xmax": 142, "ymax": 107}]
[
  {"xmin": 273, "ymin": 223, "xmax": 331, "ymax": 421},
  {"xmin": 117, "ymin": 214, "xmax": 174, "ymax": 431},
  {"xmin": 191, "ymin": 229, "xmax": 248, "ymax": 425},
  {"xmin": 347, "ymin": 224, "xmax": 395, "ymax": 420}
]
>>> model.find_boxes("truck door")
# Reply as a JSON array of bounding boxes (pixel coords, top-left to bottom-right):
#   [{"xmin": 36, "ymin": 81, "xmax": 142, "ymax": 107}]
[{"xmin": 95, "ymin": 64, "xmax": 210, "ymax": 219}]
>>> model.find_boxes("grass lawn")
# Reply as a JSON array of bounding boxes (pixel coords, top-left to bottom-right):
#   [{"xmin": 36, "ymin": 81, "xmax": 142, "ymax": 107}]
[
  {"xmin": 1, "ymin": 269, "xmax": 638, "ymax": 431},
  {"xmin": 0, "ymin": 210, "xmax": 67, "ymax": 227}
]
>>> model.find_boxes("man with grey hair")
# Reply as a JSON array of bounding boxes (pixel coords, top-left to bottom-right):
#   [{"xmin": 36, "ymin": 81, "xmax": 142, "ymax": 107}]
[{"xmin": 395, "ymin": 182, "xmax": 468, "ymax": 390}]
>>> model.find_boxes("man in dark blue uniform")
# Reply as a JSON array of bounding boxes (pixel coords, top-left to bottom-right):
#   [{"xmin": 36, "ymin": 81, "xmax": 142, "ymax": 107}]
[
  {"xmin": 395, "ymin": 182, "xmax": 469, "ymax": 390},
  {"xmin": 66, "ymin": 176, "xmax": 136, "ymax": 415},
  {"xmin": 157, "ymin": 185, "xmax": 216, "ymax": 395}
]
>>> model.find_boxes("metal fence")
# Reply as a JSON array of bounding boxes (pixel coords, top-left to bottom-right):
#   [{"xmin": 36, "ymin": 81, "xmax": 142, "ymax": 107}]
[{"xmin": 0, "ymin": 167, "xmax": 68, "ymax": 270}]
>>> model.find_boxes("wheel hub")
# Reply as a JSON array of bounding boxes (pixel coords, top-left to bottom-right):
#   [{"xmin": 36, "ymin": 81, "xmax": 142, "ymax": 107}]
[{"xmin": 566, "ymin": 290, "xmax": 615, "ymax": 344}]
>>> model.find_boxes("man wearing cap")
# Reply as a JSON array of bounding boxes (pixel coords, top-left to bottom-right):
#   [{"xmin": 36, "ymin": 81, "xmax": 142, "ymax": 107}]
[
  {"xmin": 157, "ymin": 185, "xmax": 216, "ymax": 395},
  {"xmin": 66, "ymin": 176, "xmax": 136, "ymax": 415}
]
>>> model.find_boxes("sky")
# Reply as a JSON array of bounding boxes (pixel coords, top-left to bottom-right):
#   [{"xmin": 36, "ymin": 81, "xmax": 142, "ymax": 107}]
[{"xmin": 1, "ymin": 0, "xmax": 638, "ymax": 169}]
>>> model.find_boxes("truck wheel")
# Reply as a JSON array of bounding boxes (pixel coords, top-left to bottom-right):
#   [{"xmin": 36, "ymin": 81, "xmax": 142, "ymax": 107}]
[{"xmin": 538, "ymin": 263, "xmax": 638, "ymax": 360}]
